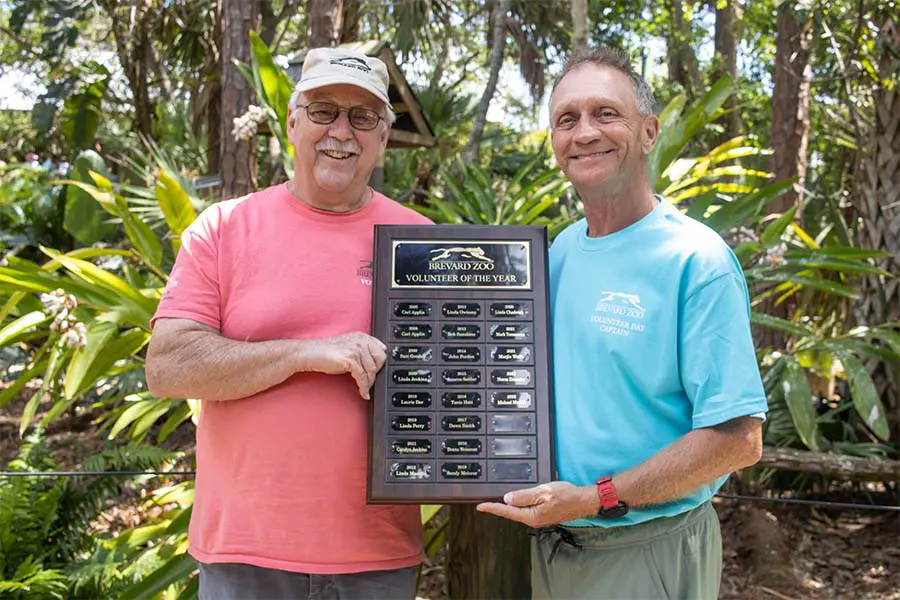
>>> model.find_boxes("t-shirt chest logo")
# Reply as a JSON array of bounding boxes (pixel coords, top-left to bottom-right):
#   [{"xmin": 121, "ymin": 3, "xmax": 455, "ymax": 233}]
[
  {"xmin": 357, "ymin": 259, "xmax": 373, "ymax": 286},
  {"xmin": 589, "ymin": 291, "xmax": 647, "ymax": 337}
]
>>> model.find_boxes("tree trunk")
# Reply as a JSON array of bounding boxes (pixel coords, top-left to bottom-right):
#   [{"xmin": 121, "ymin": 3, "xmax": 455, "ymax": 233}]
[
  {"xmin": 769, "ymin": 2, "xmax": 813, "ymax": 218},
  {"xmin": 307, "ymin": 0, "xmax": 343, "ymax": 48},
  {"xmin": 462, "ymin": 0, "xmax": 512, "ymax": 164},
  {"xmin": 571, "ymin": 0, "xmax": 588, "ymax": 52},
  {"xmin": 666, "ymin": 0, "xmax": 701, "ymax": 100},
  {"xmin": 714, "ymin": 0, "xmax": 741, "ymax": 141},
  {"xmin": 854, "ymin": 18, "xmax": 900, "ymax": 438},
  {"xmin": 341, "ymin": 0, "xmax": 360, "ymax": 43},
  {"xmin": 106, "ymin": 4, "xmax": 155, "ymax": 138},
  {"xmin": 757, "ymin": 447, "xmax": 900, "ymax": 482},
  {"xmin": 205, "ymin": 1, "xmax": 222, "ymax": 177},
  {"xmin": 219, "ymin": 0, "xmax": 259, "ymax": 199},
  {"xmin": 448, "ymin": 506, "xmax": 531, "ymax": 599}
]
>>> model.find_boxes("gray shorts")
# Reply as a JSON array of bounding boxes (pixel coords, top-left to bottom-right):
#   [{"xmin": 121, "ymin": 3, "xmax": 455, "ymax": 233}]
[
  {"xmin": 198, "ymin": 562, "xmax": 418, "ymax": 600},
  {"xmin": 532, "ymin": 502, "xmax": 722, "ymax": 600}
]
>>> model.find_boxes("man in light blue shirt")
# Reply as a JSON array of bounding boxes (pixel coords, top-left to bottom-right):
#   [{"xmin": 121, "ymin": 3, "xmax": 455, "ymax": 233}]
[{"xmin": 478, "ymin": 46, "xmax": 767, "ymax": 599}]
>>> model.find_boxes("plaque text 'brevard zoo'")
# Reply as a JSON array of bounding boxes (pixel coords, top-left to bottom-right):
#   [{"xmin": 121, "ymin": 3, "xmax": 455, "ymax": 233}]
[{"xmin": 391, "ymin": 241, "xmax": 532, "ymax": 289}]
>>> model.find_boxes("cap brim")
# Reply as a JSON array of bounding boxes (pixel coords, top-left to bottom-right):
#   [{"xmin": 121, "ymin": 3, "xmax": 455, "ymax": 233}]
[{"xmin": 293, "ymin": 75, "xmax": 391, "ymax": 107}]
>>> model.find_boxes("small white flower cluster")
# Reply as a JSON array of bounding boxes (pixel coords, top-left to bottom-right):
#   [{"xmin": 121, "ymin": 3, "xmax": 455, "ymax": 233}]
[
  {"xmin": 765, "ymin": 243, "xmax": 788, "ymax": 267},
  {"xmin": 40, "ymin": 288, "xmax": 88, "ymax": 349},
  {"xmin": 231, "ymin": 105, "xmax": 269, "ymax": 141}
]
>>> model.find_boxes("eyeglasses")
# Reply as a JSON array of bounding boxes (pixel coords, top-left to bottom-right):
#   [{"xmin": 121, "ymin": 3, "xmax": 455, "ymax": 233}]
[{"xmin": 296, "ymin": 101, "xmax": 384, "ymax": 131}]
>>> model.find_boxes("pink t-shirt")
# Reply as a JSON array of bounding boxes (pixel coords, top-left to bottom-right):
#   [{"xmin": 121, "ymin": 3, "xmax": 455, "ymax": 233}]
[{"xmin": 152, "ymin": 184, "xmax": 432, "ymax": 574}]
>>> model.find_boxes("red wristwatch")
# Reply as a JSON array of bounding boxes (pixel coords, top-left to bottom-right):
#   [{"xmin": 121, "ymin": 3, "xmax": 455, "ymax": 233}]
[{"xmin": 596, "ymin": 476, "xmax": 628, "ymax": 519}]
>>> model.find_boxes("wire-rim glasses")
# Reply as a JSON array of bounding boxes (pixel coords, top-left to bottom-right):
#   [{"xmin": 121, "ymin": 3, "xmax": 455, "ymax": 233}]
[{"xmin": 296, "ymin": 101, "xmax": 383, "ymax": 131}]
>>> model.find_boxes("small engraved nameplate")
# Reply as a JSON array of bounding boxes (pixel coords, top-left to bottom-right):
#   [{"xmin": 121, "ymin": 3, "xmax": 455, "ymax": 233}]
[
  {"xmin": 391, "ymin": 439, "xmax": 433, "ymax": 455},
  {"xmin": 390, "ymin": 462, "xmax": 432, "ymax": 480},
  {"xmin": 491, "ymin": 462, "xmax": 533, "ymax": 481},
  {"xmin": 394, "ymin": 302, "xmax": 431, "ymax": 318},
  {"xmin": 491, "ymin": 414, "xmax": 533, "ymax": 433},
  {"xmin": 490, "ymin": 324, "xmax": 529, "ymax": 340},
  {"xmin": 491, "ymin": 438, "xmax": 533, "ymax": 457},
  {"xmin": 392, "ymin": 392, "xmax": 432, "ymax": 408},
  {"xmin": 391, "ymin": 415, "xmax": 432, "ymax": 431},
  {"xmin": 392, "ymin": 369, "xmax": 433, "ymax": 385},
  {"xmin": 442, "ymin": 392, "xmax": 481, "ymax": 408},
  {"xmin": 394, "ymin": 324, "xmax": 433, "ymax": 340},
  {"xmin": 442, "ymin": 369, "xmax": 481, "ymax": 385},
  {"xmin": 490, "ymin": 391, "xmax": 533, "ymax": 409},
  {"xmin": 442, "ymin": 439, "xmax": 483, "ymax": 455},
  {"xmin": 392, "ymin": 346, "xmax": 433, "ymax": 362},
  {"xmin": 489, "ymin": 302, "xmax": 530, "ymax": 318},
  {"xmin": 441, "ymin": 346, "xmax": 481, "ymax": 362},
  {"xmin": 490, "ymin": 368, "xmax": 532, "ymax": 386},
  {"xmin": 491, "ymin": 346, "xmax": 531, "ymax": 363},
  {"xmin": 442, "ymin": 302, "xmax": 481, "ymax": 318},
  {"xmin": 441, "ymin": 462, "xmax": 483, "ymax": 479},
  {"xmin": 442, "ymin": 324, "xmax": 481, "ymax": 340},
  {"xmin": 442, "ymin": 415, "xmax": 482, "ymax": 432}
]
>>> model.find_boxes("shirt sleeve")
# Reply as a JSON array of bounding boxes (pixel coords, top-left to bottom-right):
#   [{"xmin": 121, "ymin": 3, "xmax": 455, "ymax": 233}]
[
  {"xmin": 151, "ymin": 206, "xmax": 223, "ymax": 331},
  {"xmin": 678, "ymin": 272, "xmax": 768, "ymax": 429}
]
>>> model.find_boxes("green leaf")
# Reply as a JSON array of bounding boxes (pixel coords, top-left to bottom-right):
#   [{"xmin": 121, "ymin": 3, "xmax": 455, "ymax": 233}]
[
  {"xmin": 835, "ymin": 351, "xmax": 890, "ymax": 441},
  {"xmin": 0, "ymin": 311, "xmax": 49, "ymax": 346},
  {"xmin": 63, "ymin": 150, "xmax": 116, "ymax": 244},
  {"xmin": 781, "ymin": 357, "xmax": 822, "ymax": 451},
  {"xmin": 39, "ymin": 248, "xmax": 158, "ymax": 319},
  {"xmin": 158, "ymin": 402, "xmax": 192, "ymax": 444},
  {"xmin": 155, "ymin": 169, "xmax": 197, "ymax": 253},
  {"xmin": 71, "ymin": 329, "xmax": 149, "ymax": 399},
  {"xmin": 420, "ymin": 504, "xmax": 443, "ymax": 524},
  {"xmin": 703, "ymin": 179, "xmax": 794, "ymax": 233},
  {"xmin": 760, "ymin": 206, "xmax": 797, "ymax": 247},
  {"xmin": 109, "ymin": 396, "xmax": 167, "ymax": 439},
  {"xmin": 249, "ymin": 31, "xmax": 295, "ymax": 139},
  {"xmin": 63, "ymin": 321, "xmax": 117, "ymax": 399},
  {"xmin": 0, "ymin": 357, "xmax": 48, "ymax": 410},
  {"xmin": 61, "ymin": 64, "xmax": 110, "ymax": 150},
  {"xmin": 750, "ymin": 313, "xmax": 815, "ymax": 338},
  {"xmin": 120, "ymin": 207, "xmax": 163, "ymax": 266},
  {"xmin": 117, "ymin": 552, "xmax": 197, "ymax": 600}
]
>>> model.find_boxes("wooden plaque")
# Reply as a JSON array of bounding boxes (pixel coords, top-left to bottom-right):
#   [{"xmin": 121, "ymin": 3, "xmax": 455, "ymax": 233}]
[{"xmin": 368, "ymin": 225, "xmax": 556, "ymax": 503}]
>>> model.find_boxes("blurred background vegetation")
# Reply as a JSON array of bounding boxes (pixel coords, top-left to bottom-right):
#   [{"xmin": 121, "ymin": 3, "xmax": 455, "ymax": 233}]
[{"xmin": 0, "ymin": 0, "xmax": 897, "ymax": 598}]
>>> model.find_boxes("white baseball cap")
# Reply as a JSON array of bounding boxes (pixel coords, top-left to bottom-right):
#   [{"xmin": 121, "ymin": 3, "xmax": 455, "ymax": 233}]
[{"xmin": 292, "ymin": 47, "xmax": 391, "ymax": 107}]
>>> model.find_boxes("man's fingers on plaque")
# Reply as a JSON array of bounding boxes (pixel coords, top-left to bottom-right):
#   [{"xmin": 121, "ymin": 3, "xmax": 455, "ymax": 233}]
[
  {"xmin": 350, "ymin": 362, "xmax": 371, "ymax": 399},
  {"xmin": 368, "ymin": 339, "xmax": 387, "ymax": 370},
  {"xmin": 360, "ymin": 350, "xmax": 378, "ymax": 383}
]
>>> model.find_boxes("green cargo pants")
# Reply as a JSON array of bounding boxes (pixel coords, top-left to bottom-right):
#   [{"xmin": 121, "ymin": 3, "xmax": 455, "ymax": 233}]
[{"xmin": 531, "ymin": 502, "xmax": 722, "ymax": 600}]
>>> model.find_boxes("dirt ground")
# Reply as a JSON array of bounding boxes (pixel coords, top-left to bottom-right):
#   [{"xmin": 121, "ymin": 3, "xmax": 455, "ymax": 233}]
[{"xmin": 2, "ymin": 394, "xmax": 897, "ymax": 600}]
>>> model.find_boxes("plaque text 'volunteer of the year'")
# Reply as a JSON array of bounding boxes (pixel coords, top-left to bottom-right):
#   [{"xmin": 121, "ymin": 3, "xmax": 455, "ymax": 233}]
[{"xmin": 368, "ymin": 225, "xmax": 555, "ymax": 503}]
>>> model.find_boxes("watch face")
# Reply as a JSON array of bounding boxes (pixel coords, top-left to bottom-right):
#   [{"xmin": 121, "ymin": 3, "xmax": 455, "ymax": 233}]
[{"xmin": 600, "ymin": 502, "xmax": 628, "ymax": 519}]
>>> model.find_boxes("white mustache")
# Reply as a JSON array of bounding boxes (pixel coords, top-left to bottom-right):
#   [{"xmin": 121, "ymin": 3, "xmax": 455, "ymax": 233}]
[{"xmin": 316, "ymin": 138, "xmax": 360, "ymax": 154}]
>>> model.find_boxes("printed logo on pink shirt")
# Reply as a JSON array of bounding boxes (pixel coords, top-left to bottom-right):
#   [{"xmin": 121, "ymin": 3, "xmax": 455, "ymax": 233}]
[{"xmin": 357, "ymin": 259, "xmax": 373, "ymax": 286}]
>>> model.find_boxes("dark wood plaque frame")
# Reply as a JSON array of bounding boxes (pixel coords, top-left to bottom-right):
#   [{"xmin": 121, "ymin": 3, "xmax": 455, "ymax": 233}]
[{"xmin": 368, "ymin": 224, "xmax": 555, "ymax": 503}]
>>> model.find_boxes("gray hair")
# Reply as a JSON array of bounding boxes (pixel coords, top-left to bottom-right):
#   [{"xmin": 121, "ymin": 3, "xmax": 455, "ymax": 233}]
[
  {"xmin": 550, "ymin": 47, "xmax": 658, "ymax": 116},
  {"xmin": 289, "ymin": 86, "xmax": 396, "ymax": 126}
]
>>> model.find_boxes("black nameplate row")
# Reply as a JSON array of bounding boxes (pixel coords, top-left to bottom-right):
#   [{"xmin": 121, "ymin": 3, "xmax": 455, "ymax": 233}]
[{"xmin": 369, "ymin": 225, "xmax": 555, "ymax": 503}]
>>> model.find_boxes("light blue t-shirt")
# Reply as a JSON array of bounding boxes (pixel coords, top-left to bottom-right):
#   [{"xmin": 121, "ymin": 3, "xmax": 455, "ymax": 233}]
[{"xmin": 549, "ymin": 198, "xmax": 767, "ymax": 527}]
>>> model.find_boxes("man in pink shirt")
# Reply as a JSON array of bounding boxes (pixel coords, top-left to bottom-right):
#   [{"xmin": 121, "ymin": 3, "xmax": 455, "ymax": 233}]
[{"xmin": 146, "ymin": 47, "xmax": 431, "ymax": 599}]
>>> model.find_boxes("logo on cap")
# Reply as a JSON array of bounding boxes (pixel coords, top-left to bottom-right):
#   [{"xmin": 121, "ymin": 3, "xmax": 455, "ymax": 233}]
[{"xmin": 329, "ymin": 56, "xmax": 372, "ymax": 73}]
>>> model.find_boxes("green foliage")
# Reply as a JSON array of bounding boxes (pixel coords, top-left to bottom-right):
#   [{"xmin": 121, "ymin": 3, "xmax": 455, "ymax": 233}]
[
  {"xmin": 233, "ymin": 32, "xmax": 296, "ymax": 179},
  {"xmin": 0, "ymin": 162, "xmax": 72, "ymax": 255},
  {"xmin": 0, "ymin": 430, "xmax": 177, "ymax": 599},
  {"xmin": 639, "ymin": 85, "xmax": 898, "ymax": 456},
  {"xmin": 419, "ymin": 155, "xmax": 574, "ymax": 239},
  {"xmin": 61, "ymin": 62, "xmax": 109, "ymax": 153},
  {"xmin": 0, "ymin": 167, "xmax": 204, "ymax": 442},
  {"xmin": 63, "ymin": 150, "xmax": 115, "ymax": 245}
]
